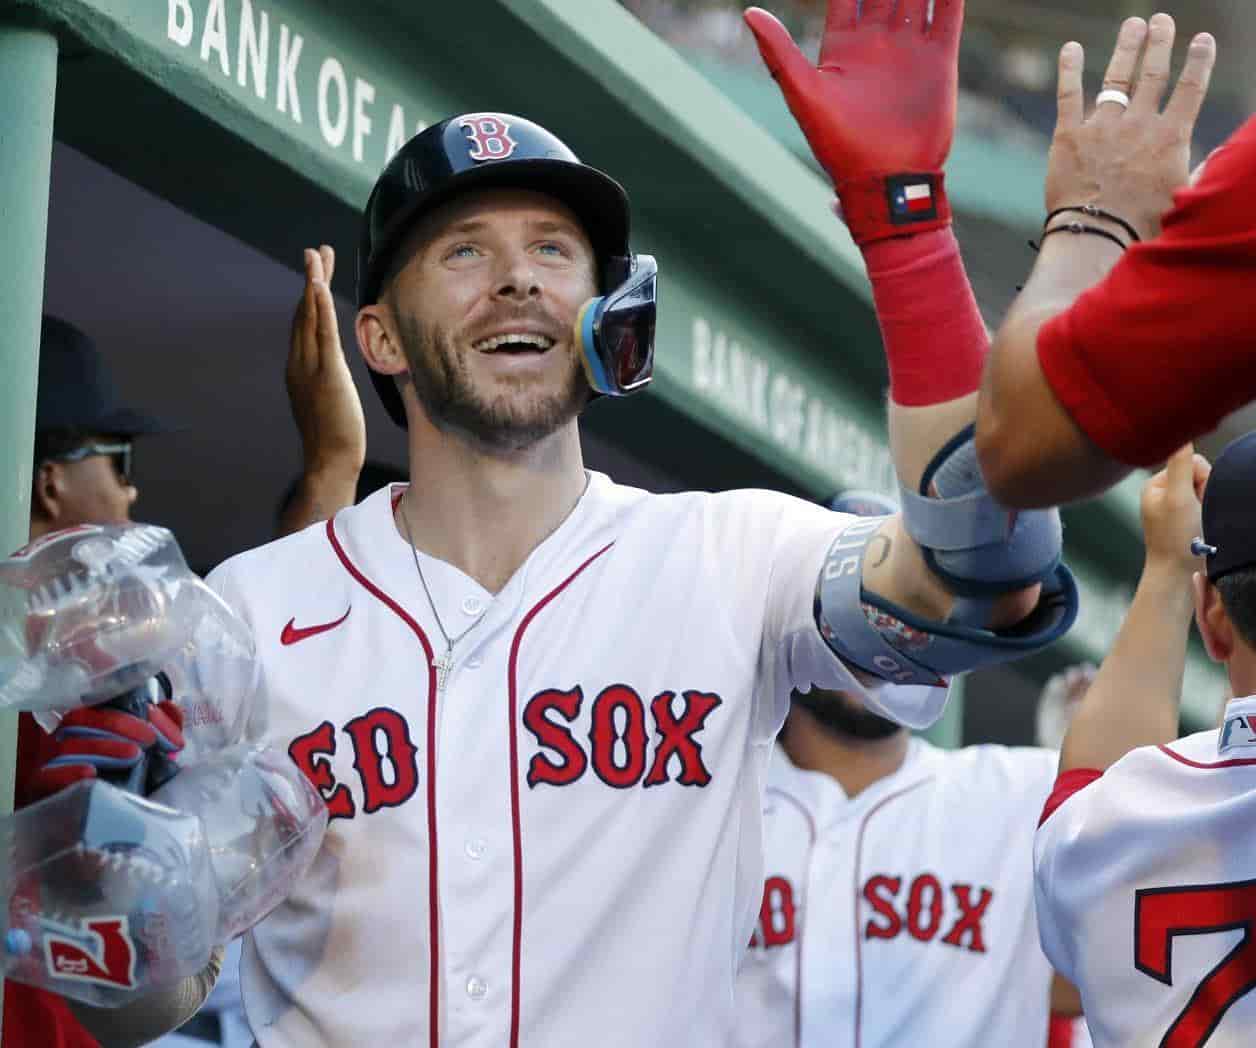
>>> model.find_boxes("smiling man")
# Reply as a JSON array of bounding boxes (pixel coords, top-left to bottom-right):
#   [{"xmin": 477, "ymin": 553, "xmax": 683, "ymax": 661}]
[{"xmin": 28, "ymin": 89, "xmax": 1077, "ymax": 1046}]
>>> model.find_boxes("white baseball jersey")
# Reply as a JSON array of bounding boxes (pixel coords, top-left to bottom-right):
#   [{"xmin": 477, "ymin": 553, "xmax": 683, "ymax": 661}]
[
  {"xmin": 736, "ymin": 739, "xmax": 1058, "ymax": 1048},
  {"xmin": 205, "ymin": 473, "xmax": 946, "ymax": 1047},
  {"xmin": 1035, "ymin": 695, "xmax": 1256, "ymax": 1048}
]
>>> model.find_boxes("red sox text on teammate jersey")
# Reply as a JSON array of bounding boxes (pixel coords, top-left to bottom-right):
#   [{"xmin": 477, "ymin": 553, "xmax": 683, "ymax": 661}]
[
  {"xmin": 206, "ymin": 474, "xmax": 947, "ymax": 1048},
  {"xmin": 1035, "ymin": 696, "xmax": 1256, "ymax": 1048},
  {"xmin": 736, "ymin": 740, "xmax": 1058, "ymax": 1048}
]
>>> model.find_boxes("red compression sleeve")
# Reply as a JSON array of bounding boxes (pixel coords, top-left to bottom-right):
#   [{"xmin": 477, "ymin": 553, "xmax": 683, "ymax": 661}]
[
  {"xmin": 1037, "ymin": 115, "xmax": 1256, "ymax": 466},
  {"xmin": 861, "ymin": 228, "xmax": 989, "ymax": 407}
]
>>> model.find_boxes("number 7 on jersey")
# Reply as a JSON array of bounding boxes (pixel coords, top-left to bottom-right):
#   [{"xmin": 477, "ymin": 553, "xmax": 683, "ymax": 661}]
[{"xmin": 1134, "ymin": 879, "xmax": 1256, "ymax": 1047}]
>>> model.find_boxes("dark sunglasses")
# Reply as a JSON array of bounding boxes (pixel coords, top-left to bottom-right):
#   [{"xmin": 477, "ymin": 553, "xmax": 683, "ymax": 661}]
[{"xmin": 47, "ymin": 441, "xmax": 134, "ymax": 484}]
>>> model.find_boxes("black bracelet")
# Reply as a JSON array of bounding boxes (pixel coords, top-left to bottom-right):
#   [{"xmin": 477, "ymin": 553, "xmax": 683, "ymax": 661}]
[
  {"xmin": 1045, "ymin": 205, "xmax": 1141, "ymax": 243},
  {"xmin": 1040, "ymin": 221, "xmax": 1130, "ymax": 252}
]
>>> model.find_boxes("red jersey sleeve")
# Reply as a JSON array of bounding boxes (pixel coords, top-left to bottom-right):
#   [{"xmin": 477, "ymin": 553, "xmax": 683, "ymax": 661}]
[{"xmin": 1037, "ymin": 115, "xmax": 1256, "ymax": 467}]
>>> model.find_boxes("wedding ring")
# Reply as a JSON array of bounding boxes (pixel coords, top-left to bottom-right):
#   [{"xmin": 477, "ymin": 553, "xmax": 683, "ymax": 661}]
[{"xmin": 1096, "ymin": 89, "xmax": 1131, "ymax": 110}]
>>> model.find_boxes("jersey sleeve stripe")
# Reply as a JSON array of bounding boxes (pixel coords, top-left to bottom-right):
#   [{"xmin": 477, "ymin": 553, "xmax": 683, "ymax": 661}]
[
  {"xmin": 1038, "ymin": 768, "xmax": 1103, "ymax": 828},
  {"xmin": 1157, "ymin": 743, "xmax": 1256, "ymax": 770}
]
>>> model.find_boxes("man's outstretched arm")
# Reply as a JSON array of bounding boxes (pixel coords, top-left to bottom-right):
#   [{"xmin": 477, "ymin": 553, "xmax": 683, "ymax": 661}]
[
  {"xmin": 749, "ymin": 0, "xmax": 1070, "ymax": 697},
  {"xmin": 975, "ymin": 16, "xmax": 1219, "ymax": 507}
]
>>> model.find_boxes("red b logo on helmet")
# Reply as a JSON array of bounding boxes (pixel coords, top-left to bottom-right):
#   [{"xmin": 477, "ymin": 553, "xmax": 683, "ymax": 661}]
[{"xmin": 459, "ymin": 115, "xmax": 518, "ymax": 162}]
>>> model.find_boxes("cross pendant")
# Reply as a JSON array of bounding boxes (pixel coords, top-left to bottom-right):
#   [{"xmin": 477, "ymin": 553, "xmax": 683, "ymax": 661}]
[{"xmin": 435, "ymin": 650, "xmax": 454, "ymax": 695}]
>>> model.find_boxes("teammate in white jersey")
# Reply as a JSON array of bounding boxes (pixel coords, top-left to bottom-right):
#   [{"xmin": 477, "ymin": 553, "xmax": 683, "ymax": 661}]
[
  {"xmin": 736, "ymin": 494, "xmax": 1078, "ymax": 1048},
  {"xmin": 1033, "ymin": 439, "xmax": 1256, "ymax": 1048},
  {"xmin": 29, "ymin": 6, "xmax": 1081, "ymax": 1045}
]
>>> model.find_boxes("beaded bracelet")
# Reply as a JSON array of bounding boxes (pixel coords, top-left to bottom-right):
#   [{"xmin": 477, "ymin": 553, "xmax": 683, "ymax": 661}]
[
  {"xmin": 1018, "ymin": 221, "xmax": 1129, "ymax": 289},
  {"xmin": 1039, "ymin": 221, "xmax": 1130, "ymax": 252},
  {"xmin": 1044, "ymin": 205, "xmax": 1141, "ymax": 243}
]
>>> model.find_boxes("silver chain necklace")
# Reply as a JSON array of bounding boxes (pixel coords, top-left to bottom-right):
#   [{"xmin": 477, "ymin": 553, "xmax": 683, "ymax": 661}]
[{"xmin": 398, "ymin": 499, "xmax": 489, "ymax": 695}]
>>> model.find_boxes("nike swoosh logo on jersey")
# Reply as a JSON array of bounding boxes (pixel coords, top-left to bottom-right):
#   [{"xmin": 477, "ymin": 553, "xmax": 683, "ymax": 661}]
[{"xmin": 280, "ymin": 607, "xmax": 351, "ymax": 646}]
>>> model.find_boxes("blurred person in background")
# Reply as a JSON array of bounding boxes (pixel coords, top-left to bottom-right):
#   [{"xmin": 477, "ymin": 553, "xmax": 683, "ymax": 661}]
[
  {"xmin": 736, "ymin": 492, "xmax": 1082, "ymax": 1048},
  {"xmin": 5, "ymin": 314, "xmax": 171, "ymax": 1048},
  {"xmin": 1035, "ymin": 663, "xmax": 1099, "ymax": 1048}
]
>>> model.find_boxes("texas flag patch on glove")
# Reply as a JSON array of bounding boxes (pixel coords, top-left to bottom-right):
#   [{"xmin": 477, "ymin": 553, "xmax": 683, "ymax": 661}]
[{"xmin": 886, "ymin": 175, "xmax": 941, "ymax": 225}]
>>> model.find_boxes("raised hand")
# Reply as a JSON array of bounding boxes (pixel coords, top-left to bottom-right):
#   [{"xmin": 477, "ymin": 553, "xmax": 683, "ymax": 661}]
[
  {"xmin": 287, "ymin": 245, "xmax": 367, "ymax": 480},
  {"xmin": 1047, "ymin": 14, "xmax": 1217, "ymax": 240},
  {"xmin": 745, "ymin": 0, "xmax": 964, "ymax": 245},
  {"xmin": 1140, "ymin": 444, "xmax": 1210, "ymax": 574}
]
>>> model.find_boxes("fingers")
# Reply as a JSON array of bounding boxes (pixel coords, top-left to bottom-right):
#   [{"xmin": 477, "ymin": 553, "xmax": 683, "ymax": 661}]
[
  {"xmin": 1097, "ymin": 16, "xmax": 1148, "ymax": 113},
  {"xmin": 859, "ymin": 0, "xmax": 897, "ymax": 29},
  {"xmin": 147, "ymin": 703, "xmax": 186, "ymax": 753},
  {"xmin": 1192, "ymin": 453, "xmax": 1213, "ymax": 501},
  {"xmin": 29, "ymin": 764, "xmax": 96, "ymax": 802},
  {"xmin": 1164, "ymin": 442, "xmax": 1196, "ymax": 487},
  {"xmin": 156, "ymin": 698, "xmax": 185, "ymax": 733},
  {"xmin": 59, "ymin": 706, "xmax": 159, "ymax": 747},
  {"xmin": 744, "ymin": 8, "xmax": 814, "ymax": 96},
  {"xmin": 1056, "ymin": 42, "xmax": 1085, "ymax": 131},
  {"xmin": 314, "ymin": 274, "xmax": 342, "ymax": 356},
  {"xmin": 1165, "ymin": 32, "xmax": 1218, "ymax": 131},
  {"xmin": 928, "ymin": 0, "xmax": 965, "ymax": 45},
  {"xmin": 1131, "ymin": 13, "xmax": 1176, "ymax": 114},
  {"xmin": 319, "ymin": 244, "xmax": 335, "ymax": 285},
  {"xmin": 820, "ymin": 0, "xmax": 858, "ymax": 37}
]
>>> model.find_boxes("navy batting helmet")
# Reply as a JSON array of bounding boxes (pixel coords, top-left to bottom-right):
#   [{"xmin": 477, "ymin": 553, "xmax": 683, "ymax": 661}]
[{"xmin": 357, "ymin": 113, "xmax": 653, "ymax": 428}]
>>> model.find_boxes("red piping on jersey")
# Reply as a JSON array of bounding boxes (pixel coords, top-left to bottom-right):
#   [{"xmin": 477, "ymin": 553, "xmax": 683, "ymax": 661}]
[
  {"xmin": 506, "ymin": 542, "xmax": 614, "ymax": 1048},
  {"xmin": 766, "ymin": 785, "xmax": 817, "ymax": 1048},
  {"xmin": 1038, "ymin": 768, "xmax": 1104, "ymax": 828},
  {"xmin": 852, "ymin": 778, "xmax": 932, "ymax": 1048},
  {"xmin": 326, "ymin": 515, "xmax": 440, "ymax": 1048},
  {"xmin": 1157, "ymin": 743, "xmax": 1256, "ymax": 770}
]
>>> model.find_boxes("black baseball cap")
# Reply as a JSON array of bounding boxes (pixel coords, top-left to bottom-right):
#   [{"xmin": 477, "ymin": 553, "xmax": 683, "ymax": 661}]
[
  {"xmin": 1200, "ymin": 431, "xmax": 1256, "ymax": 581},
  {"xmin": 36, "ymin": 316, "xmax": 167, "ymax": 437}
]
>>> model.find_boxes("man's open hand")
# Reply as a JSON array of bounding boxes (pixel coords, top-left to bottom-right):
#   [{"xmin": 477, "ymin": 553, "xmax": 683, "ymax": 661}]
[
  {"xmin": 287, "ymin": 245, "xmax": 367, "ymax": 479},
  {"xmin": 1047, "ymin": 14, "xmax": 1216, "ymax": 240},
  {"xmin": 744, "ymin": 0, "xmax": 964, "ymax": 185}
]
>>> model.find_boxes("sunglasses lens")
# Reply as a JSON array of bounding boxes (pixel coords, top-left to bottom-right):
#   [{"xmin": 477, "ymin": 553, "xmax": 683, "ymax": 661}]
[{"xmin": 113, "ymin": 447, "xmax": 132, "ymax": 483}]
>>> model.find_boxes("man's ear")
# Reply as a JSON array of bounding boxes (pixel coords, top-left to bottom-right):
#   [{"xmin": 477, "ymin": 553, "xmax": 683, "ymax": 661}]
[
  {"xmin": 1195, "ymin": 572, "xmax": 1233, "ymax": 663},
  {"xmin": 31, "ymin": 461, "xmax": 64, "ymax": 524},
  {"xmin": 355, "ymin": 304, "xmax": 410, "ymax": 378}
]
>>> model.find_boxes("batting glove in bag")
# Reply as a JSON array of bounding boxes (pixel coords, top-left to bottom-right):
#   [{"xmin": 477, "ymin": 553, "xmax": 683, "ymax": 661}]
[
  {"xmin": 29, "ymin": 685, "xmax": 186, "ymax": 802},
  {"xmin": 744, "ymin": 0, "xmax": 962, "ymax": 244}
]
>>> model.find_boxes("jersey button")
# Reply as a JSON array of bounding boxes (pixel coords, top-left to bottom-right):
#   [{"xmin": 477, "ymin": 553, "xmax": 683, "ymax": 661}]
[
  {"xmin": 466, "ymin": 976, "xmax": 488, "ymax": 1001},
  {"xmin": 465, "ymin": 838, "xmax": 487, "ymax": 860},
  {"xmin": 466, "ymin": 655, "xmax": 483, "ymax": 670},
  {"xmin": 461, "ymin": 596, "xmax": 484, "ymax": 616}
]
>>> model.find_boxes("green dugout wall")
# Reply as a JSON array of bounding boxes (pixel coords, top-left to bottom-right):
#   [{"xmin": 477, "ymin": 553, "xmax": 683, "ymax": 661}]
[{"xmin": 0, "ymin": 0, "xmax": 1222, "ymax": 930}]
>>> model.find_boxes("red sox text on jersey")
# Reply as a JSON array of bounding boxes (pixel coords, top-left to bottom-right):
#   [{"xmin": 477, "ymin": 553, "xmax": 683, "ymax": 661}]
[
  {"xmin": 751, "ymin": 870, "xmax": 995, "ymax": 954},
  {"xmin": 206, "ymin": 476, "xmax": 942, "ymax": 1047},
  {"xmin": 735, "ymin": 741, "xmax": 1058, "ymax": 1048},
  {"xmin": 288, "ymin": 685, "xmax": 724, "ymax": 817}
]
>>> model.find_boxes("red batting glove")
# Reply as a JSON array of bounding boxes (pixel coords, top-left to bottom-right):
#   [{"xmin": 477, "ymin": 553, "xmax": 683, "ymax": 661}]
[
  {"xmin": 26, "ymin": 700, "xmax": 185, "ymax": 803},
  {"xmin": 744, "ymin": 0, "xmax": 964, "ymax": 244}
]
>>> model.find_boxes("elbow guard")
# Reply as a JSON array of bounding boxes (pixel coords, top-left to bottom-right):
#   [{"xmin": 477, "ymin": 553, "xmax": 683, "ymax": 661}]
[{"xmin": 816, "ymin": 426, "xmax": 1078, "ymax": 687}]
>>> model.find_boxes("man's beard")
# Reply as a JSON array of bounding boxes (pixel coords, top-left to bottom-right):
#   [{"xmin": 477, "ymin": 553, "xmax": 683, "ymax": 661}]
[
  {"xmin": 791, "ymin": 687, "xmax": 904, "ymax": 741},
  {"xmin": 396, "ymin": 310, "xmax": 589, "ymax": 452}
]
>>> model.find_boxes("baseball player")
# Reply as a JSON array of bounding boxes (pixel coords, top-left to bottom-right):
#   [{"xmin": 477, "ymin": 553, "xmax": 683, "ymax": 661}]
[
  {"xmin": 26, "ymin": 4, "xmax": 1080, "ymax": 1045},
  {"xmin": 735, "ymin": 494, "xmax": 1079, "ymax": 1048},
  {"xmin": 975, "ymin": 13, "xmax": 1224, "ymax": 508},
  {"xmin": 1032, "ymin": 439, "xmax": 1256, "ymax": 1047}
]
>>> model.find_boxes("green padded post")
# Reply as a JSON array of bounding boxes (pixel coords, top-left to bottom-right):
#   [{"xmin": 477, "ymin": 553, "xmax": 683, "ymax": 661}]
[{"xmin": 0, "ymin": 20, "xmax": 58, "ymax": 1038}]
